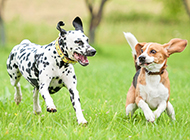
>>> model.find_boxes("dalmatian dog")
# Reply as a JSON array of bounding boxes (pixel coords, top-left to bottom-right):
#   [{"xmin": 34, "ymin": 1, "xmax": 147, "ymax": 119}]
[{"xmin": 6, "ymin": 17, "xmax": 96, "ymax": 125}]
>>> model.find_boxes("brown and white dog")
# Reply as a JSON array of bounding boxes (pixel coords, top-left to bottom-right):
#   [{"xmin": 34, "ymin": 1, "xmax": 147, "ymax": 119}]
[{"xmin": 123, "ymin": 32, "xmax": 187, "ymax": 122}]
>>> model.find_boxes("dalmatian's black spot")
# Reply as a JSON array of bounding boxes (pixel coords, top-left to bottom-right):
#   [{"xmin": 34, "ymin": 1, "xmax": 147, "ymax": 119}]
[
  {"xmin": 31, "ymin": 62, "xmax": 39, "ymax": 77},
  {"xmin": 42, "ymin": 95, "xmax": 46, "ymax": 100},
  {"xmin": 48, "ymin": 86, "xmax": 62, "ymax": 94},
  {"xmin": 19, "ymin": 52, "xmax": 26, "ymax": 59},
  {"xmin": 39, "ymin": 70, "xmax": 42, "ymax": 75},
  {"xmin": 58, "ymin": 79, "xmax": 62, "ymax": 84},
  {"xmin": 26, "ymin": 53, "xmax": 30, "ymax": 61},
  {"xmin": 26, "ymin": 68, "xmax": 31, "ymax": 77},
  {"xmin": 27, "ymin": 77, "xmax": 39, "ymax": 88},
  {"xmin": 8, "ymin": 74, "xmax": 12, "ymax": 78},
  {"xmin": 73, "ymin": 75, "xmax": 76, "ymax": 80},
  {"xmin": 28, "ymin": 62, "xmax": 31, "ymax": 67},
  {"xmin": 45, "ymin": 43, "xmax": 53, "ymax": 49},
  {"xmin": 72, "ymin": 102, "xmax": 75, "ymax": 106},
  {"xmin": 20, "ymin": 48, "xmax": 26, "ymax": 53},
  {"xmin": 53, "ymin": 50, "xmax": 57, "ymax": 54},
  {"xmin": 69, "ymin": 89, "xmax": 74, "ymax": 99},
  {"xmin": 13, "ymin": 64, "xmax": 18, "ymax": 69}
]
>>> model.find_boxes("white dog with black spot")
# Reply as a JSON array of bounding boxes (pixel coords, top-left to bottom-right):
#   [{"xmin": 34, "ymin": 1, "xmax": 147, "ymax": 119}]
[{"xmin": 7, "ymin": 17, "xmax": 96, "ymax": 125}]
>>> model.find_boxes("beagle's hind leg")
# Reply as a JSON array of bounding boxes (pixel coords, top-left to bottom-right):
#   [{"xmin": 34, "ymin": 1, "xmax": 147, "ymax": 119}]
[
  {"xmin": 125, "ymin": 84, "xmax": 137, "ymax": 117},
  {"xmin": 166, "ymin": 101, "xmax": 176, "ymax": 120}
]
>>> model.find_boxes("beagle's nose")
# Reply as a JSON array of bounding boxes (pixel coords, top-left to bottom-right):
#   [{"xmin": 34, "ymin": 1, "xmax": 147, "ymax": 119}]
[{"xmin": 139, "ymin": 56, "xmax": 146, "ymax": 63}]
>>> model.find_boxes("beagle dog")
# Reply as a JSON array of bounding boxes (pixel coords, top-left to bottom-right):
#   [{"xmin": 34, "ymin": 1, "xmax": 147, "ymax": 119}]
[{"xmin": 123, "ymin": 32, "xmax": 187, "ymax": 122}]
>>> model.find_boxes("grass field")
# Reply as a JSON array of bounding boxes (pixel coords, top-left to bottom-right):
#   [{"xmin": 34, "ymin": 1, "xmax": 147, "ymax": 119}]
[{"xmin": 1, "ymin": 0, "xmax": 190, "ymax": 139}]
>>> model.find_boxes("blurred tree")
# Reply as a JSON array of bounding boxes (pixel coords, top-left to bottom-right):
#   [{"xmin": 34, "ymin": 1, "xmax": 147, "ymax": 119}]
[
  {"xmin": 0, "ymin": 0, "xmax": 6, "ymax": 46},
  {"xmin": 183, "ymin": 0, "xmax": 190, "ymax": 19},
  {"xmin": 85, "ymin": 0, "xmax": 108, "ymax": 44}
]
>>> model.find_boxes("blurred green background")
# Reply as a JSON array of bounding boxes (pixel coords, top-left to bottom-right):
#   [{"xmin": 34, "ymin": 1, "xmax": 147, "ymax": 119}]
[{"xmin": 1, "ymin": 0, "xmax": 190, "ymax": 46}]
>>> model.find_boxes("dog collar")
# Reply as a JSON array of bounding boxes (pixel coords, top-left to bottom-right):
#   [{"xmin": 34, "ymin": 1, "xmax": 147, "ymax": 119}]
[
  {"xmin": 145, "ymin": 68, "xmax": 165, "ymax": 75},
  {"xmin": 55, "ymin": 37, "xmax": 77, "ymax": 64}
]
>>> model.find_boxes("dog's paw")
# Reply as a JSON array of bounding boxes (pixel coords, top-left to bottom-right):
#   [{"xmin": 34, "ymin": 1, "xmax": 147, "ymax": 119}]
[
  {"xmin": 47, "ymin": 106, "xmax": 57, "ymax": 113},
  {"xmin": 153, "ymin": 110, "xmax": 162, "ymax": 119},
  {"xmin": 14, "ymin": 95, "xmax": 22, "ymax": 105},
  {"xmin": 145, "ymin": 112, "xmax": 155, "ymax": 122},
  {"xmin": 33, "ymin": 107, "xmax": 42, "ymax": 115},
  {"xmin": 78, "ymin": 118, "xmax": 88, "ymax": 126}
]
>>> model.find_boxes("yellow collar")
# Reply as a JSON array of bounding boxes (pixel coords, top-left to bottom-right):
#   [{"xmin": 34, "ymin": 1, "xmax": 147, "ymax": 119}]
[{"xmin": 55, "ymin": 37, "xmax": 77, "ymax": 64}]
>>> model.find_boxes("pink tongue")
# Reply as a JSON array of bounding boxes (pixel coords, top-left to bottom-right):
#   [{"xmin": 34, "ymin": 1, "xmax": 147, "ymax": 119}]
[{"xmin": 74, "ymin": 53, "xmax": 89, "ymax": 63}]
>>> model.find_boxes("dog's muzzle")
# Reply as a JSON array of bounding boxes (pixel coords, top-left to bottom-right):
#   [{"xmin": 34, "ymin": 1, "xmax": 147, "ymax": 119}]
[
  {"xmin": 86, "ymin": 49, "xmax": 96, "ymax": 56},
  {"xmin": 139, "ymin": 55, "xmax": 146, "ymax": 64}
]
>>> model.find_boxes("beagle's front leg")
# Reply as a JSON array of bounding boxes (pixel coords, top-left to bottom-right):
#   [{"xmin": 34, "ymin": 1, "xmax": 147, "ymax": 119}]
[
  {"xmin": 136, "ymin": 96, "xmax": 155, "ymax": 122},
  {"xmin": 153, "ymin": 101, "xmax": 166, "ymax": 118}
]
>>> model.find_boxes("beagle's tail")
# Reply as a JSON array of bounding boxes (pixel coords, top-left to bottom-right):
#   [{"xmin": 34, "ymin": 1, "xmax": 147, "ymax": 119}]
[
  {"xmin": 123, "ymin": 32, "xmax": 138, "ymax": 56},
  {"xmin": 123, "ymin": 32, "xmax": 140, "ymax": 71}
]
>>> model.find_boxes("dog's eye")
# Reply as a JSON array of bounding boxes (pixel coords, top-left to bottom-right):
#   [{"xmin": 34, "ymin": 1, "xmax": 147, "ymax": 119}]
[
  {"xmin": 78, "ymin": 41, "xmax": 83, "ymax": 46},
  {"xmin": 74, "ymin": 40, "xmax": 83, "ymax": 46},
  {"xmin": 141, "ymin": 49, "xmax": 143, "ymax": 53},
  {"xmin": 150, "ymin": 50, "xmax": 157, "ymax": 54}
]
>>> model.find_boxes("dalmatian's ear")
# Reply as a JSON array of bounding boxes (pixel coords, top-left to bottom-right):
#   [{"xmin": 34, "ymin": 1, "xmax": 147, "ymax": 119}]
[
  {"xmin": 56, "ymin": 21, "xmax": 67, "ymax": 36},
  {"xmin": 72, "ymin": 17, "xmax": 84, "ymax": 32}
]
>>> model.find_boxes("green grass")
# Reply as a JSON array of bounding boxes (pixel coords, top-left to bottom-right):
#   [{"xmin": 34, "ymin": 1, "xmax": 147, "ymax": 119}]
[
  {"xmin": 0, "ymin": 43, "xmax": 190, "ymax": 139},
  {"xmin": 1, "ymin": 4, "xmax": 190, "ymax": 139}
]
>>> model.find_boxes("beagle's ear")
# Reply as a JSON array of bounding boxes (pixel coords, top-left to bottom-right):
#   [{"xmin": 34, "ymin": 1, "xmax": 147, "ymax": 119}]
[
  {"xmin": 135, "ymin": 42, "xmax": 146, "ymax": 56},
  {"xmin": 164, "ymin": 38, "xmax": 187, "ymax": 56}
]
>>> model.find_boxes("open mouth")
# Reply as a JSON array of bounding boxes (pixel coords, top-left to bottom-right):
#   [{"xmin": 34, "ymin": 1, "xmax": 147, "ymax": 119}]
[
  {"xmin": 144, "ymin": 62, "xmax": 152, "ymax": 66},
  {"xmin": 74, "ymin": 52, "xmax": 89, "ymax": 66},
  {"xmin": 140, "ymin": 62, "xmax": 152, "ymax": 66}
]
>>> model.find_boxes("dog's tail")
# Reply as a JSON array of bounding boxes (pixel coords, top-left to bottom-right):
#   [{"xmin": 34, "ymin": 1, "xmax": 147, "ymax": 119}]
[
  {"xmin": 123, "ymin": 32, "xmax": 140, "ymax": 71},
  {"xmin": 123, "ymin": 32, "xmax": 138, "ymax": 56},
  {"xmin": 20, "ymin": 39, "xmax": 31, "ymax": 44}
]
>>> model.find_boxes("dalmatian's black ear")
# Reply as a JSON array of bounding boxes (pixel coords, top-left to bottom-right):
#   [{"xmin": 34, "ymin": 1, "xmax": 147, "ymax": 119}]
[
  {"xmin": 72, "ymin": 17, "xmax": 84, "ymax": 32},
  {"xmin": 56, "ymin": 21, "xmax": 67, "ymax": 36}
]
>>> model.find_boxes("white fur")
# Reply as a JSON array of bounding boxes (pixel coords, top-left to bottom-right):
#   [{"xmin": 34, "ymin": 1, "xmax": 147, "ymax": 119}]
[
  {"xmin": 138, "ymin": 99, "xmax": 155, "ymax": 122},
  {"xmin": 139, "ymin": 74, "xmax": 169, "ymax": 109},
  {"xmin": 123, "ymin": 32, "xmax": 138, "ymax": 55},
  {"xmin": 126, "ymin": 103, "xmax": 137, "ymax": 117},
  {"xmin": 166, "ymin": 101, "xmax": 176, "ymax": 120},
  {"xmin": 137, "ymin": 74, "xmax": 169, "ymax": 121}
]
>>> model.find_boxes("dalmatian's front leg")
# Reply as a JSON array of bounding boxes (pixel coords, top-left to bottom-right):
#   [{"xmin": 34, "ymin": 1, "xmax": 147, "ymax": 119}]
[
  {"xmin": 68, "ymin": 87, "xmax": 87, "ymax": 124},
  {"xmin": 39, "ymin": 77, "xmax": 57, "ymax": 113},
  {"xmin": 64, "ymin": 68, "xmax": 87, "ymax": 124}
]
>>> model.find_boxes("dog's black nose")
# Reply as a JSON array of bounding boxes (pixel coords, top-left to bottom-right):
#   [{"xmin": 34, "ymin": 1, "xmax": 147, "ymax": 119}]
[
  {"xmin": 87, "ymin": 49, "xmax": 96, "ymax": 56},
  {"xmin": 139, "ymin": 56, "xmax": 146, "ymax": 63}
]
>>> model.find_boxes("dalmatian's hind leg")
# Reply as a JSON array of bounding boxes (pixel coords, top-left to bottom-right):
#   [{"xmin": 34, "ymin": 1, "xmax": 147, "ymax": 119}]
[
  {"xmin": 7, "ymin": 68, "xmax": 22, "ymax": 105},
  {"xmin": 33, "ymin": 88, "xmax": 42, "ymax": 115}
]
